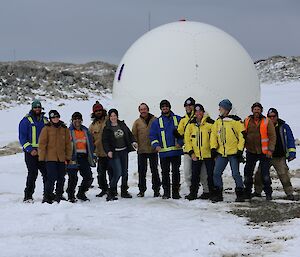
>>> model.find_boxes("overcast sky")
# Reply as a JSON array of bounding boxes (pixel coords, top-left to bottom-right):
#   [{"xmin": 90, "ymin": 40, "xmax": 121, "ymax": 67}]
[{"xmin": 0, "ymin": 0, "xmax": 299, "ymax": 64}]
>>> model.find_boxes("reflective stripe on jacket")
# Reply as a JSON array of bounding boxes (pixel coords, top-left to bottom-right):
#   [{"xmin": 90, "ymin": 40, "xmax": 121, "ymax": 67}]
[
  {"xmin": 149, "ymin": 112, "xmax": 183, "ymax": 158},
  {"xmin": 18, "ymin": 111, "xmax": 48, "ymax": 152}
]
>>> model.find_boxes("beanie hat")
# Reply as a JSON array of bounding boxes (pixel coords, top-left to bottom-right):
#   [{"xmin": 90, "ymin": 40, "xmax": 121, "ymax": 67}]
[
  {"xmin": 92, "ymin": 101, "xmax": 103, "ymax": 113},
  {"xmin": 184, "ymin": 97, "xmax": 195, "ymax": 107},
  {"xmin": 219, "ymin": 99, "xmax": 232, "ymax": 111},
  {"xmin": 31, "ymin": 99, "xmax": 42, "ymax": 109},
  {"xmin": 49, "ymin": 110, "xmax": 60, "ymax": 119},
  {"xmin": 72, "ymin": 112, "xmax": 83, "ymax": 120},
  {"xmin": 160, "ymin": 99, "xmax": 171, "ymax": 109},
  {"xmin": 194, "ymin": 103, "xmax": 205, "ymax": 112},
  {"xmin": 251, "ymin": 102, "xmax": 263, "ymax": 111},
  {"xmin": 108, "ymin": 108, "xmax": 119, "ymax": 117},
  {"xmin": 267, "ymin": 108, "xmax": 278, "ymax": 117}
]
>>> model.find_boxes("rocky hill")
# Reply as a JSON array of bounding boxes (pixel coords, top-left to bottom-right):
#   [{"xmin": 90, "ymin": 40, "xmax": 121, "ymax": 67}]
[
  {"xmin": 255, "ymin": 55, "xmax": 300, "ymax": 84},
  {"xmin": 0, "ymin": 61, "xmax": 116, "ymax": 109}
]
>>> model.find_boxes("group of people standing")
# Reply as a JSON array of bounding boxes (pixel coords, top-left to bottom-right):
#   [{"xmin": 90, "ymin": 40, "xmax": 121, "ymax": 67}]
[{"xmin": 18, "ymin": 97, "xmax": 296, "ymax": 204}]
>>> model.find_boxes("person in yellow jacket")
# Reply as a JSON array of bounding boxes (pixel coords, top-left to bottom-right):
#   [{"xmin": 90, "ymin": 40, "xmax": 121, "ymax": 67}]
[
  {"xmin": 210, "ymin": 99, "xmax": 245, "ymax": 202},
  {"xmin": 175, "ymin": 97, "xmax": 210, "ymax": 199},
  {"xmin": 184, "ymin": 104, "xmax": 215, "ymax": 200}
]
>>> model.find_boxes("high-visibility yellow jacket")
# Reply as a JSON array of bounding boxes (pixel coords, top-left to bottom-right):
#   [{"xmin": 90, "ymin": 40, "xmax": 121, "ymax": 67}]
[
  {"xmin": 184, "ymin": 115, "xmax": 215, "ymax": 160},
  {"xmin": 210, "ymin": 115, "xmax": 245, "ymax": 157},
  {"xmin": 176, "ymin": 111, "xmax": 195, "ymax": 153},
  {"xmin": 177, "ymin": 111, "xmax": 195, "ymax": 136}
]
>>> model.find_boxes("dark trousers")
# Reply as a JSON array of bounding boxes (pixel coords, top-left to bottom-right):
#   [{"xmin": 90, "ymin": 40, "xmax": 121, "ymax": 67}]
[
  {"xmin": 160, "ymin": 155, "xmax": 181, "ymax": 194},
  {"xmin": 24, "ymin": 151, "xmax": 47, "ymax": 197},
  {"xmin": 45, "ymin": 161, "xmax": 66, "ymax": 197},
  {"xmin": 191, "ymin": 159, "xmax": 215, "ymax": 193},
  {"xmin": 67, "ymin": 154, "xmax": 93, "ymax": 195},
  {"xmin": 97, "ymin": 157, "xmax": 112, "ymax": 191},
  {"xmin": 244, "ymin": 151, "xmax": 272, "ymax": 195},
  {"xmin": 109, "ymin": 150, "xmax": 129, "ymax": 190},
  {"xmin": 138, "ymin": 153, "xmax": 161, "ymax": 193}
]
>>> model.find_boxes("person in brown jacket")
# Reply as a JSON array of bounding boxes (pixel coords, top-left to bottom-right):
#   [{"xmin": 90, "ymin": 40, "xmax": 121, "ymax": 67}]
[
  {"xmin": 243, "ymin": 102, "xmax": 276, "ymax": 200},
  {"xmin": 38, "ymin": 110, "xmax": 72, "ymax": 204},
  {"xmin": 132, "ymin": 103, "xmax": 161, "ymax": 197},
  {"xmin": 89, "ymin": 101, "xmax": 112, "ymax": 197}
]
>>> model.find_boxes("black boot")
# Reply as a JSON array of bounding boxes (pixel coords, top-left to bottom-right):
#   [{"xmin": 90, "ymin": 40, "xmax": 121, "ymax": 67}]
[
  {"xmin": 42, "ymin": 193, "xmax": 53, "ymax": 204},
  {"xmin": 23, "ymin": 192, "xmax": 33, "ymax": 202},
  {"xmin": 185, "ymin": 186, "xmax": 198, "ymax": 201},
  {"xmin": 198, "ymin": 192, "xmax": 210, "ymax": 200},
  {"xmin": 153, "ymin": 190, "xmax": 161, "ymax": 197},
  {"xmin": 76, "ymin": 187, "xmax": 90, "ymax": 201},
  {"xmin": 106, "ymin": 188, "xmax": 118, "ymax": 201},
  {"xmin": 121, "ymin": 189, "xmax": 132, "ymax": 198},
  {"xmin": 211, "ymin": 188, "xmax": 223, "ymax": 203},
  {"xmin": 68, "ymin": 193, "xmax": 77, "ymax": 203},
  {"xmin": 137, "ymin": 191, "xmax": 145, "ymax": 197},
  {"xmin": 172, "ymin": 188, "xmax": 181, "ymax": 199},
  {"xmin": 96, "ymin": 190, "xmax": 107, "ymax": 197},
  {"xmin": 235, "ymin": 188, "xmax": 245, "ymax": 202}
]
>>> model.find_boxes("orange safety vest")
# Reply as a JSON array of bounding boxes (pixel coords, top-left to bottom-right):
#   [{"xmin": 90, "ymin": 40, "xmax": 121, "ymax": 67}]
[
  {"xmin": 245, "ymin": 117, "xmax": 269, "ymax": 154},
  {"xmin": 74, "ymin": 130, "xmax": 87, "ymax": 153}
]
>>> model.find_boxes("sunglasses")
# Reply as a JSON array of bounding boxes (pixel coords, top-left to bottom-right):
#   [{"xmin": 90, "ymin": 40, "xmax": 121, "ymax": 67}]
[{"xmin": 33, "ymin": 106, "xmax": 42, "ymax": 109}]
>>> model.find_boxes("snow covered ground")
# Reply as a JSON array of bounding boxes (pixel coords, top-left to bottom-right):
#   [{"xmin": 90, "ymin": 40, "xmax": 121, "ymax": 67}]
[{"xmin": 0, "ymin": 83, "xmax": 299, "ymax": 257}]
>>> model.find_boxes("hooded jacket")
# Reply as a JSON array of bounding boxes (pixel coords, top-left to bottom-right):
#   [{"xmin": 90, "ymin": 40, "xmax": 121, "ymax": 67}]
[
  {"xmin": 184, "ymin": 115, "xmax": 215, "ymax": 160},
  {"xmin": 38, "ymin": 121, "xmax": 72, "ymax": 162},
  {"xmin": 210, "ymin": 115, "xmax": 245, "ymax": 157},
  {"xmin": 102, "ymin": 120, "xmax": 136, "ymax": 155}
]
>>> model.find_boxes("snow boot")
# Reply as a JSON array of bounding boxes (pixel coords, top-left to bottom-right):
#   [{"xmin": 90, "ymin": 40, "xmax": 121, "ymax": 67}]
[
  {"xmin": 172, "ymin": 188, "xmax": 181, "ymax": 199},
  {"xmin": 42, "ymin": 194, "xmax": 53, "ymax": 204},
  {"xmin": 121, "ymin": 190, "xmax": 132, "ymax": 198},
  {"xmin": 137, "ymin": 192, "xmax": 145, "ymax": 197},
  {"xmin": 198, "ymin": 192, "xmax": 210, "ymax": 200},
  {"xmin": 76, "ymin": 187, "xmax": 90, "ymax": 201},
  {"xmin": 211, "ymin": 188, "xmax": 223, "ymax": 203},
  {"xmin": 96, "ymin": 190, "xmax": 107, "ymax": 197},
  {"xmin": 235, "ymin": 188, "xmax": 245, "ymax": 202},
  {"xmin": 153, "ymin": 190, "xmax": 161, "ymax": 197},
  {"xmin": 68, "ymin": 193, "xmax": 77, "ymax": 203},
  {"xmin": 106, "ymin": 188, "xmax": 118, "ymax": 201},
  {"xmin": 23, "ymin": 192, "xmax": 33, "ymax": 203}
]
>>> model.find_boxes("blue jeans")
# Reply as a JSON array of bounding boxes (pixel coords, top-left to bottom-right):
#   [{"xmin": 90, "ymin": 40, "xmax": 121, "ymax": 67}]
[
  {"xmin": 109, "ymin": 150, "xmax": 129, "ymax": 190},
  {"xmin": 213, "ymin": 155, "xmax": 244, "ymax": 189}
]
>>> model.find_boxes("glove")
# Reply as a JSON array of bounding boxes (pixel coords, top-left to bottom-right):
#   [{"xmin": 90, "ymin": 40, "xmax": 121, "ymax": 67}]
[
  {"xmin": 237, "ymin": 150, "xmax": 243, "ymax": 157},
  {"xmin": 236, "ymin": 150, "xmax": 245, "ymax": 163},
  {"xmin": 211, "ymin": 149, "xmax": 218, "ymax": 159}
]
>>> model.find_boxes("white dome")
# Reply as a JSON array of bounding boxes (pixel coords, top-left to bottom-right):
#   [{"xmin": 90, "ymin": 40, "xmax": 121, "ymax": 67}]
[{"xmin": 113, "ymin": 21, "xmax": 260, "ymax": 125}]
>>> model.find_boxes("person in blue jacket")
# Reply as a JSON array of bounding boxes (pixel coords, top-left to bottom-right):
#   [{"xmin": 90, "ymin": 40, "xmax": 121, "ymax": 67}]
[
  {"xmin": 66, "ymin": 112, "xmax": 95, "ymax": 202},
  {"xmin": 18, "ymin": 100, "xmax": 48, "ymax": 202},
  {"xmin": 149, "ymin": 100, "xmax": 183, "ymax": 199},
  {"xmin": 253, "ymin": 108, "xmax": 297, "ymax": 200}
]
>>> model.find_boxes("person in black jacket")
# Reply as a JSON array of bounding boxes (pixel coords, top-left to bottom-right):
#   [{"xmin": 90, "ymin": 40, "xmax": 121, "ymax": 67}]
[{"xmin": 102, "ymin": 109, "xmax": 137, "ymax": 201}]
